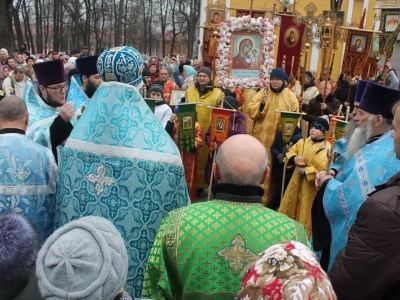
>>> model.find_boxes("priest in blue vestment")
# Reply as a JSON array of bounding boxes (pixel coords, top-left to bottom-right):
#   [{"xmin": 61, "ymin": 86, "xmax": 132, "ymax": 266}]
[
  {"xmin": 314, "ymin": 81, "xmax": 400, "ymax": 270},
  {"xmin": 25, "ymin": 60, "xmax": 74, "ymax": 161},
  {"xmin": 0, "ymin": 96, "xmax": 57, "ymax": 242},
  {"xmin": 55, "ymin": 46, "xmax": 190, "ymax": 298},
  {"xmin": 67, "ymin": 55, "xmax": 102, "ymax": 117}
]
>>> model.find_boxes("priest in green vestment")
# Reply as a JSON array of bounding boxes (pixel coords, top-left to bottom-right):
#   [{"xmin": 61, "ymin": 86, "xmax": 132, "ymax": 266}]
[{"xmin": 142, "ymin": 134, "xmax": 310, "ymax": 300}]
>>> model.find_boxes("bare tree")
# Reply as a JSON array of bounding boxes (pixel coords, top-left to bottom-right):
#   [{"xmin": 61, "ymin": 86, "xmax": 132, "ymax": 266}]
[
  {"xmin": 0, "ymin": 0, "xmax": 14, "ymax": 50},
  {"xmin": 178, "ymin": 0, "xmax": 200, "ymax": 58}
]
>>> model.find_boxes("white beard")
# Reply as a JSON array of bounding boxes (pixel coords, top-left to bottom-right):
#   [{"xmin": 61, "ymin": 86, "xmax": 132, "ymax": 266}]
[
  {"xmin": 344, "ymin": 119, "xmax": 357, "ymax": 140},
  {"xmin": 344, "ymin": 117, "xmax": 374, "ymax": 160}
]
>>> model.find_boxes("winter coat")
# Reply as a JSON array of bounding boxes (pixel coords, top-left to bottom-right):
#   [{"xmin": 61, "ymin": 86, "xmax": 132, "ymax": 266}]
[
  {"xmin": 329, "ymin": 171, "xmax": 400, "ymax": 299},
  {"xmin": 302, "ymin": 94, "xmax": 341, "ymax": 123}
]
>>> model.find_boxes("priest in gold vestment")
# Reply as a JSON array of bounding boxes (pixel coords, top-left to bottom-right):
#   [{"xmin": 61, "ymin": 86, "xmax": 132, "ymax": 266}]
[
  {"xmin": 247, "ymin": 68, "xmax": 299, "ymax": 204},
  {"xmin": 185, "ymin": 67, "xmax": 224, "ymax": 191}
]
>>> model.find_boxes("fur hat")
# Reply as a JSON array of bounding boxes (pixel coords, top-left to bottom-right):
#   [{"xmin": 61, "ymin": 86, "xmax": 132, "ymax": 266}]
[
  {"xmin": 149, "ymin": 80, "xmax": 164, "ymax": 95},
  {"xmin": 36, "ymin": 216, "xmax": 128, "ymax": 300},
  {"xmin": 270, "ymin": 68, "xmax": 288, "ymax": 82},
  {"xmin": 97, "ymin": 46, "xmax": 144, "ymax": 89},
  {"xmin": 236, "ymin": 241, "xmax": 337, "ymax": 300},
  {"xmin": 75, "ymin": 55, "xmax": 100, "ymax": 77},
  {"xmin": 0, "ymin": 213, "xmax": 40, "ymax": 288},
  {"xmin": 311, "ymin": 117, "xmax": 329, "ymax": 134},
  {"xmin": 197, "ymin": 67, "xmax": 212, "ymax": 79},
  {"xmin": 359, "ymin": 81, "xmax": 400, "ymax": 120},
  {"xmin": 33, "ymin": 60, "xmax": 66, "ymax": 86}
]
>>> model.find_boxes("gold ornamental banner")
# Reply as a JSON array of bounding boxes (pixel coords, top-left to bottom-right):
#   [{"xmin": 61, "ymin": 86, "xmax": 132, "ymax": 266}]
[
  {"xmin": 341, "ymin": 29, "xmax": 373, "ymax": 76},
  {"xmin": 379, "ymin": 9, "xmax": 400, "ymax": 58}
]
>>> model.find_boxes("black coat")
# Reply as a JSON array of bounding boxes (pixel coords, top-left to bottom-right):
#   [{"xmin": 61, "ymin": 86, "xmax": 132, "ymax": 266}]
[
  {"xmin": 271, "ymin": 127, "xmax": 302, "ymax": 180},
  {"xmin": 329, "ymin": 172, "xmax": 400, "ymax": 299}
]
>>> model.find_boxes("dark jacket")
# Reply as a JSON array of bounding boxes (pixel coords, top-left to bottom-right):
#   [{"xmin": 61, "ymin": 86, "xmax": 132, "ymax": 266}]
[
  {"xmin": 270, "ymin": 127, "xmax": 302, "ymax": 180},
  {"xmin": 329, "ymin": 172, "xmax": 400, "ymax": 299},
  {"xmin": 302, "ymin": 94, "xmax": 341, "ymax": 123},
  {"xmin": 333, "ymin": 74, "xmax": 357, "ymax": 113}
]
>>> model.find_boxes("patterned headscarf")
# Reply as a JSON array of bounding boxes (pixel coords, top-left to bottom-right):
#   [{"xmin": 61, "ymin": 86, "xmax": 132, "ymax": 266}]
[{"xmin": 236, "ymin": 241, "xmax": 337, "ymax": 300}]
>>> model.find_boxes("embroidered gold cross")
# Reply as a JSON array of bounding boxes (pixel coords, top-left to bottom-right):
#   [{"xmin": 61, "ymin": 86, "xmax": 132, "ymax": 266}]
[{"xmin": 217, "ymin": 234, "xmax": 256, "ymax": 274}]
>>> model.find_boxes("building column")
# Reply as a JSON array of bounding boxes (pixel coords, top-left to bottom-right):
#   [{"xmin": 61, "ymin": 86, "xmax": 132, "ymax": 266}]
[
  {"xmin": 310, "ymin": 25, "xmax": 319, "ymax": 72},
  {"xmin": 198, "ymin": 0, "xmax": 208, "ymax": 60},
  {"xmin": 363, "ymin": 0, "xmax": 370, "ymax": 28}
]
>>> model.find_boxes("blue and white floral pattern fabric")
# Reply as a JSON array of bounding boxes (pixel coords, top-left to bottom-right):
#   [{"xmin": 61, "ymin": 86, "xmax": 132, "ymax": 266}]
[
  {"xmin": 0, "ymin": 133, "xmax": 57, "ymax": 242},
  {"xmin": 24, "ymin": 81, "xmax": 59, "ymax": 149},
  {"xmin": 324, "ymin": 130, "xmax": 400, "ymax": 269},
  {"xmin": 56, "ymin": 81, "xmax": 189, "ymax": 298},
  {"xmin": 66, "ymin": 74, "xmax": 89, "ymax": 115}
]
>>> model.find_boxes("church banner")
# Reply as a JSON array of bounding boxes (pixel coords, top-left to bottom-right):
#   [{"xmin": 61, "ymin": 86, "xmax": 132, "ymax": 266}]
[
  {"xmin": 209, "ymin": 108, "xmax": 230, "ymax": 152},
  {"xmin": 341, "ymin": 29, "xmax": 373, "ymax": 76},
  {"xmin": 277, "ymin": 15, "xmax": 305, "ymax": 78},
  {"xmin": 333, "ymin": 118, "xmax": 347, "ymax": 140},
  {"xmin": 202, "ymin": 28, "xmax": 214, "ymax": 69},
  {"xmin": 280, "ymin": 111, "xmax": 303, "ymax": 146},
  {"xmin": 379, "ymin": 9, "xmax": 400, "ymax": 58},
  {"xmin": 144, "ymin": 98, "xmax": 156, "ymax": 113},
  {"xmin": 178, "ymin": 103, "xmax": 197, "ymax": 153}
]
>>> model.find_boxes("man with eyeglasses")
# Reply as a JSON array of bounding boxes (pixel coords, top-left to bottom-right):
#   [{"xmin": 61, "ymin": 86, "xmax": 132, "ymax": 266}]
[
  {"xmin": 24, "ymin": 60, "xmax": 74, "ymax": 161},
  {"xmin": 313, "ymin": 81, "xmax": 400, "ymax": 272}
]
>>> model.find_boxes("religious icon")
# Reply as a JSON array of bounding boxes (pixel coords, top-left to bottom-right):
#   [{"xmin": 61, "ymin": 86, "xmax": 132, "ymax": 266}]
[
  {"xmin": 283, "ymin": 122, "xmax": 294, "ymax": 135},
  {"xmin": 210, "ymin": 9, "xmax": 224, "ymax": 25},
  {"xmin": 349, "ymin": 35, "xmax": 366, "ymax": 53},
  {"xmin": 215, "ymin": 119, "xmax": 225, "ymax": 132},
  {"xmin": 182, "ymin": 116, "xmax": 193, "ymax": 130},
  {"xmin": 231, "ymin": 33, "xmax": 262, "ymax": 73},
  {"xmin": 384, "ymin": 14, "xmax": 400, "ymax": 32},
  {"xmin": 170, "ymin": 90, "xmax": 185, "ymax": 106},
  {"xmin": 284, "ymin": 27, "xmax": 299, "ymax": 47}
]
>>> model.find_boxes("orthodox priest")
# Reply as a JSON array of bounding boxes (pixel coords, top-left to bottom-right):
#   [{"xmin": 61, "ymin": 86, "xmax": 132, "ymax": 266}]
[
  {"xmin": 55, "ymin": 46, "xmax": 189, "ymax": 298},
  {"xmin": 247, "ymin": 68, "xmax": 299, "ymax": 204},
  {"xmin": 25, "ymin": 60, "xmax": 74, "ymax": 161},
  {"xmin": 314, "ymin": 81, "xmax": 400, "ymax": 270}
]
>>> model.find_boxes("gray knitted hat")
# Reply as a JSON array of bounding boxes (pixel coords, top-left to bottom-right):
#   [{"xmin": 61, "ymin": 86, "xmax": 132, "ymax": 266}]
[
  {"xmin": 149, "ymin": 80, "xmax": 164, "ymax": 95},
  {"xmin": 36, "ymin": 216, "xmax": 128, "ymax": 300}
]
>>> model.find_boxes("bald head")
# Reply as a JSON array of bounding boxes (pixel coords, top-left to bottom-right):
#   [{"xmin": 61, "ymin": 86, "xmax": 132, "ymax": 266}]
[
  {"xmin": 0, "ymin": 96, "xmax": 29, "ymax": 131},
  {"xmin": 215, "ymin": 135, "xmax": 269, "ymax": 185}
]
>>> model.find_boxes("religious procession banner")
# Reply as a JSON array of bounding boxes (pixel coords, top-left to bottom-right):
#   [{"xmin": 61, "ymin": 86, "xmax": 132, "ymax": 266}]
[
  {"xmin": 327, "ymin": 118, "xmax": 337, "ymax": 144},
  {"xmin": 333, "ymin": 118, "xmax": 347, "ymax": 140},
  {"xmin": 341, "ymin": 29, "xmax": 373, "ymax": 76},
  {"xmin": 361, "ymin": 57, "xmax": 378, "ymax": 80},
  {"xmin": 144, "ymin": 98, "xmax": 156, "ymax": 113},
  {"xmin": 280, "ymin": 111, "xmax": 303, "ymax": 146},
  {"xmin": 209, "ymin": 108, "xmax": 230, "ymax": 152},
  {"xmin": 277, "ymin": 15, "xmax": 306, "ymax": 78},
  {"xmin": 379, "ymin": 9, "xmax": 400, "ymax": 58},
  {"xmin": 202, "ymin": 28, "xmax": 214, "ymax": 69},
  {"xmin": 178, "ymin": 103, "xmax": 197, "ymax": 153}
]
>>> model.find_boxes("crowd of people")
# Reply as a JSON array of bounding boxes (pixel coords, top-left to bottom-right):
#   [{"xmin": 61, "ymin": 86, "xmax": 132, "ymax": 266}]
[{"xmin": 1, "ymin": 42, "xmax": 400, "ymax": 300}]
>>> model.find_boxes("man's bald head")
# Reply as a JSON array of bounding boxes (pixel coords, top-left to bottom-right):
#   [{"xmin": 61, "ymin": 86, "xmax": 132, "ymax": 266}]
[
  {"xmin": 0, "ymin": 96, "xmax": 29, "ymax": 131},
  {"xmin": 214, "ymin": 134, "xmax": 269, "ymax": 185}
]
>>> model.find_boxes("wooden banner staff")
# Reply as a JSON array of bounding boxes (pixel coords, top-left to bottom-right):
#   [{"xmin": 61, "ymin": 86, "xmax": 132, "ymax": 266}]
[
  {"xmin": 301, "ymin": 43, "xmax": 310, "ymax": 97},
  {"xmin": 207, "ymin": 95, "xmax": 230, "ymax": 201},
  {"xmin": 320, "ymin": 39, "xmax": 330, "ymax": 116}
]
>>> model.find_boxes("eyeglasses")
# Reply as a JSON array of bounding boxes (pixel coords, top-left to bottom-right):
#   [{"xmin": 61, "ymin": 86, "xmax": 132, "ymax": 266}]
[{"xmin": 45, "ymin": 85, "xmax": 66, "ymax": 93}]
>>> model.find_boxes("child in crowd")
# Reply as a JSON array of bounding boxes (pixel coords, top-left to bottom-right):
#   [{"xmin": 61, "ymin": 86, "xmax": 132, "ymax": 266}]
[
  {"xmin": 149, "ymin": 80, "xmax": 172, "ymax": 127},
  {"xmin": 278, "ymin": 117, "xmax": 330, "ymax": 237}
]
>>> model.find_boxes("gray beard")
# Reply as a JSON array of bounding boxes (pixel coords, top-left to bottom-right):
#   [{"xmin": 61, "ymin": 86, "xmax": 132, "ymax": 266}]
[
  {"xmin": 344, "ymin": 118, "xmax": 373, "ymax": 159},
  {"xmin": 344, "ymin": 119, "xmax": 357, "ymax": 140}
]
